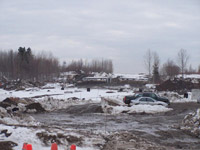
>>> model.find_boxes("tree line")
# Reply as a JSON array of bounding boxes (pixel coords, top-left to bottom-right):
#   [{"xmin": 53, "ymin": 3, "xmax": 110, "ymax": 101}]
[
  {"xmin": 61, "ymin": 59, "xmax": 113, "ymax": 74},
  {"xmin": 0, "ymin": 47, "xmax": 59, "ymax": 81},
  {"xmin": 144, "ymin": 49, "xmax": 200, "ymax": 84},
  {"xmin": 0, "ymin": 47, "xmax": 113, "ymax": 81}
]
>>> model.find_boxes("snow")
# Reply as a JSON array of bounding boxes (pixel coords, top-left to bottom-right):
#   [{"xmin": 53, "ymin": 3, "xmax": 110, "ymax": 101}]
[
  {"xmin": 60, "ymin": 72, "xmax": 149, "ymax": 81},
  {"xmin": 0, "ymin": 123, "xmax": 98, "ymax": 150},
  {"xmin": 145, "ymin": 84, "xmax": 156, "ymax": 89},
  {"xmin": 177, "ymin": 74, "xmax": 200, "ymax": 79},
  {"xmin": 111, "ymin": 105, "xmax": 172, "ymax": 114},
  {"xmin": 101, "ymin": 96, "xmax": 172, "ymax": 114},
  {"xmin": 0, "ymin": 82, "xmax": 198, "ymax": 150},
  {"xmin": 159, "ymin": 92, "xmax": 197, "ymax": 103},
  {"xmin": 0, "ymin": 109, "xmax": 39, "ymax": 126},
  {"xmin": 0, "ymin": 89, "xmax": 12, "ymax": 102},
  {"xmin": 181, "ymin": 108, "xmax": 200, "ymax": 137},
  {"xmin": 0, "ymin": 83, "xmax": 133, "ymax": 103},
  {"xmin": 0, "ymin": 124, "xmax": 51, "ymax": 150},
  {"xmin": 114, "ymin": 73, "xmax": 148, "ymax": 81}
]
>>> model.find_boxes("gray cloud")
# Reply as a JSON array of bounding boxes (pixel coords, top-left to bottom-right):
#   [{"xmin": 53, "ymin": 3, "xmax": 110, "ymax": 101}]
[{"xmin": 0, "ymin": 0, "xmax": 199, "ymax": 73}]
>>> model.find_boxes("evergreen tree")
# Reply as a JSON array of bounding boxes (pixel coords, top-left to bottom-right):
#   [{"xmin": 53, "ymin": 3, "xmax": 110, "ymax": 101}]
[
  {"xmin": 153, "ymin": 63, "xmax": 160, "ymax": 84},
  {"xmin": 152, "ymin": 52, "xmax": 160, "ymax": 84}
]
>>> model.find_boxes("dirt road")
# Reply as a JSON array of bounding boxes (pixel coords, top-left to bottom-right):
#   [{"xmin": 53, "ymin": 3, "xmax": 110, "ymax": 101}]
[{"xmin": 32, "ymin": 102, "xmax": 200, "ymax": 150}]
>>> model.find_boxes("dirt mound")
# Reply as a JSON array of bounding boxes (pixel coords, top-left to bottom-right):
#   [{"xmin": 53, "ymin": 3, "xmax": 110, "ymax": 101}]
[
  {"xmin": 0, "ymin": 98, "xmax": 18, "ymax": 109},
  {"xmin": 102, "ymin": 131, "xmax": 167, "ymax": 150},
  {"xmin": 67, "ymin": 97, "xmax": 79, "ymax": 101},
  {"xmin": 0, "ymin": 141, "xmax": 17, "ymax": 150},
  {"xmin": 26, "ymin": 103, "xmax": 45, "ymax": 113},
  {"xmin": 0, "ymin": 129, "xmax": 12, "ymax": 137},
  {"xmin": 36, "ymin": 132, "xmax": 83, "ymax": 146},
  {"xmin": 180, "ymin": 109, "xmax": 200, "ymax": 138},
  {"xmin": 63, "ymin": 103, "xmax": 103, "ymax": 114},
  {"xmin": 3, "ymin": 98, "xmax": 18, "ymax": 105},
  {"xmin": 156, "ymin": 79, "xmax": 200, "ymax": 92}
]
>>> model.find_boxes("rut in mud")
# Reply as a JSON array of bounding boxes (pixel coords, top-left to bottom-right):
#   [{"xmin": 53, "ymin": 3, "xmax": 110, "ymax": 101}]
[{"xmin": 31, "ymin": 102, "xmax": 200, "ymax": 150}]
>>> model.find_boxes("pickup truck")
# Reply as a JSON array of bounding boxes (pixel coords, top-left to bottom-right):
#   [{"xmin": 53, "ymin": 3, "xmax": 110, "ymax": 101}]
[{"xmin": 123, "ymin": 92, "xmax": 170, "ymax": 105}]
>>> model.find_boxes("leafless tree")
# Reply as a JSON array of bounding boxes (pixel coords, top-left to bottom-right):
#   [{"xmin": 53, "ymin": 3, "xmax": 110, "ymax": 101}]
[
  {"xmin": 162, "ymin": 59, "xmax": 180, "ymax": 79},
  {"xmin": 144, "ymin": 49, "xmax": 153, "ymax": 77},
  {"xmin": 198, "ymin": 65, "xmax": 200, "ymax": 73},
  {"xmin": 177, "ymin": 49, "xmax": 189, "ymax": 78},
  {"xmin": 0, "ymin": 48, "xmax": 60, "ymax": 81},
  {"xmin": 186, "ymin": 64, "xmax": 196, "ymax": 74},
  {"xmin": 65, "ymin": 59, "xmax": 113, "ymax": 73}
]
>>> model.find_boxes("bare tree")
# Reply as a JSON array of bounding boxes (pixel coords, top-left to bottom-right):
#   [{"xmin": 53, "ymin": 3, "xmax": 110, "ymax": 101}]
[
  {"xmin": 65, "ymin": 59, "xmax": 113, "ymax": 73},
  {"xmin": 162, "ymin": 59, "xmax": 180, "ymax": 79},
  {"xmin": 144, "ymin": 49, "xmax": 153, "ymax": 77},
  {"xmin": 198, "ymin": 65, "xmax": 200, "ymax": 73},
  {"xmin": 0, "ymin": 48, "xmax": 60, "ymax": 81},
  {"xmin": 187, "ymin": 64, "xmax": 196, "ymax": 74},
  {"xmin": 177, "ymin": 49, "xmax": 189, "ymax": 78}
]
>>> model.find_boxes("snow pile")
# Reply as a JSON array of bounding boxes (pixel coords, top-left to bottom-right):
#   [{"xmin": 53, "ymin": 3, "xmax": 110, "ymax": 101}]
[
  {"xmin": 92, "ymin": 72, "xmax": 112, "ymax": 78},
  {"xmin": 111, "ymin": 105, "xmax": 172, "ymax": 114},
  {"xmin": 177, "ymin": 74, "xmax": 200, "ymax": 79},
  {"xmin": 181, "ymin": 108, "xmax": 200, "ymax": 138},
  {"xmin": 0, "ymin": 123, "xmax": 103, "ymax": 150},
  {"xmin": 0, "ymin": 124, "xmax": 50, "ymax": 150},
  {"xmin": 159, "ymin": 91, "xmax": 196, "ymax": 103},
  {"xmin": 39, "ymin": 97, "xmax": 92, "ymax": 111},
  {"xmin": 101, "ymin": 96, "xmax": 172, "ymax": 114},
  {"xmin": 0, "ymin": 106, "xmax": 39, "ymax": 126},
  {"xmin": 145, "ymin": 84, "xmax": 156, "ymax": 89},
  {"xmin": 0, "ymin": 97, "xmax": 40, "ymax": 126},
  {"xmin": 114, "ymin": 73, "xmax": 148, "ymax": 81}
]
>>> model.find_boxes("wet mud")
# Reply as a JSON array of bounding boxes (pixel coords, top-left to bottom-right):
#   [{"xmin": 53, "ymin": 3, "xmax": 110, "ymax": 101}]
[{"xmin": 31, "ymin": 102, "xmax": 200, "ymax": 150}]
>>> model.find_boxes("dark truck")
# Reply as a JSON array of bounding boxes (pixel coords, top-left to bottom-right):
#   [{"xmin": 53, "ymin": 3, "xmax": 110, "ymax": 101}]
[{"xmin": 123, "ymin": 92, "xmax": 170, "ymax": 105}]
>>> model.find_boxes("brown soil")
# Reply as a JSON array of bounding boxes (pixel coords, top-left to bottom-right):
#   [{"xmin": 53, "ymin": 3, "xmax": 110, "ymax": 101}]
[
  {"xmin": 26, "ymin": 102, "xmax": 45, "ymax": 113},
  {"xmin": 0, "ymin": 141, "xmax": 17, "ymax": 150}
]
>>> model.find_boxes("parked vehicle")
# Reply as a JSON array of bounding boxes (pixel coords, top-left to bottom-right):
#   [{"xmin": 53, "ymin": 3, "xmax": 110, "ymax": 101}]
[
  {"xmin": 130, "ymin": 97, "xmax": 168, "ymax": 107},
  {"xmin": 123, "ymin": 92, "xmax": 170, "ymax": 105},
  {"xmin": 123, "ymin": 94, "xmax": 141, "ymax": 104}
]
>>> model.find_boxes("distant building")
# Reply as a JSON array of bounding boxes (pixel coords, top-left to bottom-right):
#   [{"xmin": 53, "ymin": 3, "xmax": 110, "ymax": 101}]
[{"xmin": 83, "ymin": 76, "xmax": 112, "ymax": 83}]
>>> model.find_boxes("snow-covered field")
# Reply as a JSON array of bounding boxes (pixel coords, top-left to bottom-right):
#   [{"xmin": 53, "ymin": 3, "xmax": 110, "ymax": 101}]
[
  {"xmin": 0, "ymin": 83, "xmax": 197, "ymax": 104},
  {"xmin": 0, "ymin": 83, "xmax": 199, "ymax": 150},
  {"xmin": 0, "ymin": 83, "xmax": 132, "ymax": 102}
]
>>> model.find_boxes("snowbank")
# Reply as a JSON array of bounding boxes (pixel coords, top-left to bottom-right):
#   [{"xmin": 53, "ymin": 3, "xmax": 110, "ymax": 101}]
[
  {"xmin": 0, "ymin": 124, "xmax": 103, "ymax": 150},
  {"xmin": 0, "ymin": 83, "xmax": 133, "ymax": 102},
  {"xmin": 0, "ymin": 124, "xmax": 53, "ymax": 150},
  {"xmin": 101, "ymin": 96, "xmax": 172, "ymax": 114},
  {"xmin": 39, "ymin": 97, "xmax": 93, "ymax": 111},
  {"xmin": 181, "ymin": 108, "xmax": 200, "ymax": 138},
  {"xmin": 0, "ymin": 106, "xmax": 39, "ymax": 126},
  {"xmin": 177, "ymin": 74, "xmax": 200, "ymax": 79},
  {"xmin": 159, "ymin": 92, "xmax": 197, "ymax": 103}
]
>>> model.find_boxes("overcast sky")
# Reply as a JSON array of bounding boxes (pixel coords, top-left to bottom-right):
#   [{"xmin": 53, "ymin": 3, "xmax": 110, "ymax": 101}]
[{"xmin": 0, "ymin": 0, "xmax": 199, "ymax": 74}]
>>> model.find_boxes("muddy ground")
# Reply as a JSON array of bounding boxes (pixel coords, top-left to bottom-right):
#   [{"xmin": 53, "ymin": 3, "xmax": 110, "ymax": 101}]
[{"xmin": 30, "ymin": 102, "xmax": 200, "ymax": 150}]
